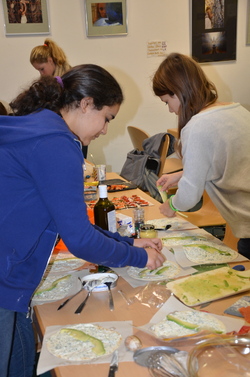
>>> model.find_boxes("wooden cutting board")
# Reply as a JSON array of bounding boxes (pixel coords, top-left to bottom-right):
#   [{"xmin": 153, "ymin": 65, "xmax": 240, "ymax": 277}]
[{"xmin": 167, "ymin": 267, "xmax": 250, "ymax": 307}]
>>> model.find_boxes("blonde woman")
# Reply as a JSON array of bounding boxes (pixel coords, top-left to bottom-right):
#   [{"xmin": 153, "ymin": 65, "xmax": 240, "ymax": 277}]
[
  {"xmin": 30, "ymin": 38, "xmax": 71, "ymax": 77},
  {"xmin": 29, "ymin": 38, "xmax": 90, "ymax": 157}
]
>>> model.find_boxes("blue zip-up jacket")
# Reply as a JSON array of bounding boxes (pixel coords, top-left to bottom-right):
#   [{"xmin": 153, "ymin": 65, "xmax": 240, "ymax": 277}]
[{"xmin": 0, "ymin": 109, "xmax": 147, "ymax": 313}]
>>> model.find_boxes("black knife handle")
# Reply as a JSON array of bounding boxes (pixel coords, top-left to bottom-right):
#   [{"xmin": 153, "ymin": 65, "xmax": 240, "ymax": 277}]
[
  {"xmin": 108, "ymin": 366, "xmax": 117, "ymax": 377},
  {"xmin": 57, "ymin": 298, "xmax": 70, "ymax": 310},
  {"xmin": 74, "ymin": 292, "xmax": 90, "ymax": 314}
]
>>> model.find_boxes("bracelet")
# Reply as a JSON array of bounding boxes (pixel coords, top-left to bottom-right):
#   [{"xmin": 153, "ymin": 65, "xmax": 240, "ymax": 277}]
[{"xmin": 168, "ymin": 195, "xmax": 178, "ymax": 211}]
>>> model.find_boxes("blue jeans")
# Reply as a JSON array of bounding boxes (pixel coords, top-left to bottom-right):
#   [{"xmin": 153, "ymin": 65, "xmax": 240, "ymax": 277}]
[{"xmin": 0, "ymin": 307, "xmax": 36, "ymax": 377}]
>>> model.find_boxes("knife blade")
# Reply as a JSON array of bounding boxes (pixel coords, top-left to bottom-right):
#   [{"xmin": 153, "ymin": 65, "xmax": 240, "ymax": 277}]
[
  {"xmin": 156, "ymin": 227, "xmax": 198, "ymax": 231},
  {"xmin": 108, "ymin": 350, "xmax": 118, "ymax": 377}
]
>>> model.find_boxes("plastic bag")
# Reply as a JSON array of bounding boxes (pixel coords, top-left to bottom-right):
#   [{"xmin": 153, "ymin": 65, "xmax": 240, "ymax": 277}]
[{"xmin": 134, "ymin": 281, "xmax": 171, "ymax": 308}]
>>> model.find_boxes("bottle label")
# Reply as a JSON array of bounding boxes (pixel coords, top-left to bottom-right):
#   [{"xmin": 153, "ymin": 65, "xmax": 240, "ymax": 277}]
[{"xmin": 107, "ymin": 210, "xmax": 117, "ymax": 233}]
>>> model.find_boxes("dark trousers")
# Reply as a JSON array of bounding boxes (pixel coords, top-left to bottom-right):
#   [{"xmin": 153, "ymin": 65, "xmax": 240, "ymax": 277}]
[{"xmin": 238, "ymin": 238, "xmax": 250, "ymax": 259}]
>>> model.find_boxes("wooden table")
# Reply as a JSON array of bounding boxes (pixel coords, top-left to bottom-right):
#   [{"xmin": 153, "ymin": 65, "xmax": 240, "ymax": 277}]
[{"xmin": 33, "ymin": 173, "xmax": 250, "ymax": 377}]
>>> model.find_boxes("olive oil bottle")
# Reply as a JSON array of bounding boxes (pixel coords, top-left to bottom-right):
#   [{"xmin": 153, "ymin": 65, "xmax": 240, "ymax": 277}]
[{"xmin": 94, "ymin": 185, "xmax": 116, "ymax": 232}]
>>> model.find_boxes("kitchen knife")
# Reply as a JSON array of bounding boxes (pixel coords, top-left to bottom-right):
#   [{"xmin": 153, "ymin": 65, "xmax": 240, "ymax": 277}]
[
  {"xmin": 154, "ymin": 224, "xmax": 172, "ymax": 231},
  {"xmin": 108, "ymin": 350, "xmax": 118, "ymax": 377},
  {"xmin": 57, "ymin": 278, "xmax": 85, "ymax": 310}
]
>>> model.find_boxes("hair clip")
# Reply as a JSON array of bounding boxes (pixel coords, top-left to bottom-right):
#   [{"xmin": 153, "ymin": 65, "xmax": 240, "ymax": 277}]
[{"xmin": 55, "ymin": 76, "xmax": 64, "ymax": 88}]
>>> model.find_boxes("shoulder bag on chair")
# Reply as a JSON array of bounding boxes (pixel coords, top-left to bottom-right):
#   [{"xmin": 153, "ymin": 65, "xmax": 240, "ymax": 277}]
[{"xmin": 120, "ymin": 149, "xmax": 160, "ymax": 191}]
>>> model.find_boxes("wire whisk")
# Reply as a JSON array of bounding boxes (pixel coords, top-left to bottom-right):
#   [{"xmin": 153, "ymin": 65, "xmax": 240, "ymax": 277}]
[{"xmin": 147, "ymin": 351, "xmax": 189, "ymax": 377}]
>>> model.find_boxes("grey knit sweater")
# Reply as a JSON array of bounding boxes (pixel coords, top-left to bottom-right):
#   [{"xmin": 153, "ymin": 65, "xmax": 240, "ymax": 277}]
[{"xmin": 173, "ymin": 103, "xmax": 250, "ymax": 238}]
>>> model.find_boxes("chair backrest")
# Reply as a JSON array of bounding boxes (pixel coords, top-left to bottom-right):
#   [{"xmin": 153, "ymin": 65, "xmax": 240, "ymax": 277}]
[
  {"xmin": 155, "ymin": 134, "xmax": 183, "ymax": 177},
  {"xmin": 179, "ymin": 190, "xmax": 226, "ymax": 228},
  {"xmin": 127, "ymin": 126, "xmax": 150, "ymax": 151},
  {"xmin": 158, "ymin": 134, "xmax": 170, "ymax": 177},
  {"xmin": 162, "ymin": 157, "xmax": 183, "ymax": 174}
]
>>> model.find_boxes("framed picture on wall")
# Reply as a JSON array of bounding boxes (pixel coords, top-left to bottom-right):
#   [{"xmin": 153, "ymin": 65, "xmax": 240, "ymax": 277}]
[
  {"xmin": 85, "ymin": 0, "xmax": 127, "ymax": 37},
  {"xmin": 1, "ymin": 0, "xmax": 50, "ymax": 35},
  {"xmin": 191, "ymin": 0, "xmax": 238, "ymax": 62}
]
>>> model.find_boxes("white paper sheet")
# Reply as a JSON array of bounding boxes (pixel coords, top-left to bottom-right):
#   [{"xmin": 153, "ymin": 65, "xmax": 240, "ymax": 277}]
[
  {"xmin": 138, "ymin": 295, "xmax": 245, "ymax": 339},
  {"xmin": 112, "ymin": 247, "xmax": 197, "ymax": 288},
  {"xmin": 37, "ymin": 320, "xmax": 134, "ymax": 375}
]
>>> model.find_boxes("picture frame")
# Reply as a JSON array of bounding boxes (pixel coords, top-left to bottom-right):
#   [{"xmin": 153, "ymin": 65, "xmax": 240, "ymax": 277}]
[
  {"xmin": 85, "ymin": 0, "xmax": 127, "ymax": 37},
  {"xmin": 1, "ymin": 0, "xmax": 50, "ymax": 36},
  {"xmin": 191, "ymin": 0, "xmax": 238, "ymax": 63}
]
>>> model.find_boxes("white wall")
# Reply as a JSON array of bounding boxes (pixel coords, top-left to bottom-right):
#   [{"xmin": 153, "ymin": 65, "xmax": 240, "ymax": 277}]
[{"xmin": 0, "ymin": 0, "xmax": 249, "ymax": 173}]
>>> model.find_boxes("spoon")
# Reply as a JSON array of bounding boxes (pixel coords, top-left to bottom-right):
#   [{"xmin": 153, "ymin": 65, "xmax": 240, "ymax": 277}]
[
  {"xmin": 104, "ymin": 281, "xmax": 114, "ymax": 311},
  {"xmin": 74, "ymin": 279, "xmax": 101, "ymax": 314}
]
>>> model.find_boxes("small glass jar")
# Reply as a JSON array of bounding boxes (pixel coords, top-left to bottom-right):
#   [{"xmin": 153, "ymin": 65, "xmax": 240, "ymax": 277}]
[
  {"xmin": 139, "ymin": 224, "xmax": 157, "ymax": 238},
  {"xmin": 133, "ymin": 207, "xmax": 145, "ymax": 235}
]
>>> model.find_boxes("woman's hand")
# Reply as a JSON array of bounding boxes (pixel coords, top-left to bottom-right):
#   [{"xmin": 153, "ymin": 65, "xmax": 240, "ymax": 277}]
[
  {"xmin": 157, "ymin": 171, "xmax": 183, "ymax": 192},
  {"xmin": 134, "ymin": 237, "xmax": 162, "ymax": 252},
  {"xmin": 159, "ymin": 200, "xmax": 177, "ymax": 217},
  {"xmin": 144, "ymin": 247, "xmax": 165, "ymax": 270},
  {"xmin": 133, "ymin": 239, "xmax": 164, "ymax": 270}
]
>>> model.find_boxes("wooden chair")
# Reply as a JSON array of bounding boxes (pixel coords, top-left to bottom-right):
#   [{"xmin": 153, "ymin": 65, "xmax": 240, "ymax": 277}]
[
  {"xmin": 147, "ymin": 135, "xmax": 179, "ymax": 199},
  {"xmin": 127, "ymin": 126, "xmax": 150, "ymax": 151},
  {"xmin": 167, "ymin": 127, "xmax": 178, "ymax": 139},
  {"xmin": 140, "ymin": 132, "xmax": 176, "ymax": 177},
  {"xmin": 158, "ymin": 134, "xmax": 170, "ymax": 177},
  {"xmin": 163, "ymin": 154, "xmax": 183, "ymax": 174},
  {"xmin": 223, "ymin": 223, "xmax": 239, "ymax": 251},
  {"xmin": 141, "ymin": 134, "xmax": 170, "ymax": 197},
  {"xmin": 178, "ymin": 190, "xmax": 226, "ymax": 228},
  {"xmin": 127, "ymin": 126, "xmax": 183, "ymax": 174}
]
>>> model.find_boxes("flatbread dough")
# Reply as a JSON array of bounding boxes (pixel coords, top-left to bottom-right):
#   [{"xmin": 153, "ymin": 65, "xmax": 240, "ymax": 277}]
[
  {"xmin": 181, "ymin": 241, "xmax": 238, "ymax": 264},
  {"xmin": 161, "ymin": 233, "xmax": 207, "ymax": 247},
  {"xmin": 150, "ymin": 310, "xmax": 226, "ymax": 339},
  {"xmin": 48, "ymin": 253, "xmax": 86, "ymax": 273},
  {"xmin": 47, "ymin": 323, "xmax": 122, "ymax": 361},
  {"xmin": 33, "ymin": 274, "xmax": 75, "ymax": 301},
  {"xmin": 127, "ymin": 261, "xmax": 180, "ymax": 281}
]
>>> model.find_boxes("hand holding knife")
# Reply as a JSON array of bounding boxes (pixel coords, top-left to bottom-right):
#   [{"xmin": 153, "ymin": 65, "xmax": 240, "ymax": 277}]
[{"xmin": 108, "ymin": 350, "xmax": 118, "ymax": 377}]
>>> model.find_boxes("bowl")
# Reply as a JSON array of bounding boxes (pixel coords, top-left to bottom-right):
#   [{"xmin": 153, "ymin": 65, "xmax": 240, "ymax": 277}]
[
  {"xmin": 81, "ymin": 272, "xmax": 118, "ymax": 291},
  {"xmin": 188, "ymin": 335, "xmax": 250, "ymax": 377}
]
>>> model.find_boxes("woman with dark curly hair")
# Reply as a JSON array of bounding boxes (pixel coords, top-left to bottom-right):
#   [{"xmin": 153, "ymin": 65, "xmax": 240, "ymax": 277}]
[{"xmin": 0, "ymin": 64, "xmax": 163, "ymax": 377}]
